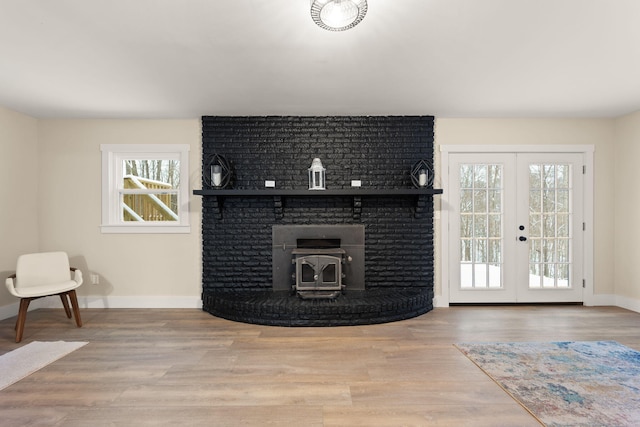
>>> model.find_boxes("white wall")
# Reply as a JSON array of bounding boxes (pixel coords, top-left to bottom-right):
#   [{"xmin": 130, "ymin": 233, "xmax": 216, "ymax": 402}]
[
  {"xmin": 36, "ymin": 119, "xmax": 202, "ymax": 309},
  {"xmin": 0, "ymin": 107, "xmax": 39, "ymax": 313},
  {"xmin": 434, "ymin": 118, "xmax": 616, "ymax": 303},
  {"xmin": 3, "ymin": 110, "xmax": 638, "ymax": 316},
  {"xmin": 613, "ymin": 111, "xmax": 640, "ymax": 310}
]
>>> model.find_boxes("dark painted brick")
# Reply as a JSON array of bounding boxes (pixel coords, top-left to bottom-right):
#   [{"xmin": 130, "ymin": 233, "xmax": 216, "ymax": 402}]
[{"xmin": 200, "ymin": 116, "xmax": 436, "ymax": 325}]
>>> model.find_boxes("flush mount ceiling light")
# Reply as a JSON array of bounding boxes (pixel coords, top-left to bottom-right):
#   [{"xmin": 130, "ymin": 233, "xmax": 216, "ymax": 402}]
[{"xmin": 311, "ymin": 0, "xmax": 368, "ymax": 32}]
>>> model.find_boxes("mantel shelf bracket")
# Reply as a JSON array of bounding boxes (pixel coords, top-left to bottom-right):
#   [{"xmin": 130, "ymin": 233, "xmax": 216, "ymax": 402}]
[
  {"xmin": 212, "ymin": 195, "xmax": 224, "ymax": 220},
  {"xmin": 414, "ymin": 194, "xmax": 427, "ymax": 219},
  {"xmin": 273, "ymin": 196, "xmax": 283, "ymax": 220},
  {"xmin": 352, "ymin": 196, "xmax": 362, "ymax": 220}
]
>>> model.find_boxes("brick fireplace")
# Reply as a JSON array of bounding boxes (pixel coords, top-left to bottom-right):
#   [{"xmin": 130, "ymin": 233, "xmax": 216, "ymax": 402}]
[{"xmin": 198, "ymin": 116, "xmax": 438, "ymax": 326}]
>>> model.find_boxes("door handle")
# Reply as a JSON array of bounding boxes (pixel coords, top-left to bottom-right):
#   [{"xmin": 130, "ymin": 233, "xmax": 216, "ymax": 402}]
[{"xmin": 519, "ymin": 236, "xmax": 527, "ymax": 242}]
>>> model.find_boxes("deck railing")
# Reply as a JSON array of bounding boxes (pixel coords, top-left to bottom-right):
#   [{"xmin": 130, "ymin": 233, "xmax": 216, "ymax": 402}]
[{"xmin": 123, "ymin": 175, "xmax": 178, "ymax": 221}]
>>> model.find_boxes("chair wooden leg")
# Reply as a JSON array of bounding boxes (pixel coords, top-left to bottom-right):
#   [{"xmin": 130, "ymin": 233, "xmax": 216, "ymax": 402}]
[
  {"xmin": 68, "ymin": 290, "xmax": 82, "ymax": 327},
  {"xmin": 60, "ymin": 293, "xmax": 72, "ymax": 318},
  {"xmin": 15, "ymin": 298, "xmax": 31, "ymax": 343}
]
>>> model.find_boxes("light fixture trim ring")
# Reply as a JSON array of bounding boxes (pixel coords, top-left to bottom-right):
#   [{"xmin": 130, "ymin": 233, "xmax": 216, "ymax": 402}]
[{"xmin": 311, "ymin": 0, "xmax": 368, "ymax": 32}]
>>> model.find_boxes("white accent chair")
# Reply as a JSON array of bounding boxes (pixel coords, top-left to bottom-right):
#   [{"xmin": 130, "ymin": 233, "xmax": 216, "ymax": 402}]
[{"xmin": 5, "ymin": 252, "xmax": 83, "ymax": 343}]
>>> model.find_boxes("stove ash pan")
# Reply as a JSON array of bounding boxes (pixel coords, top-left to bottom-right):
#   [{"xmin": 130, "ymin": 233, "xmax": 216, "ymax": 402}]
[{"xmin": 272, "ymin": 225, "xmax": 365, "ymax": 293}]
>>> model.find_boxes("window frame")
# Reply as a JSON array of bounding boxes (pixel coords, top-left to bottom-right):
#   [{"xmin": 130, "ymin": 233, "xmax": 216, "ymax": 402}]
[{"xmin": 101, "ymin": 144, "xmax": 191, "ymax": 234}]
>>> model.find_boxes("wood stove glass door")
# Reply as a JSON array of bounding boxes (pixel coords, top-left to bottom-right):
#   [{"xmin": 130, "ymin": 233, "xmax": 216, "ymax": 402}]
[{"xmin": 447, "ymin": 152, "xmax": 584, "ymax": 304}]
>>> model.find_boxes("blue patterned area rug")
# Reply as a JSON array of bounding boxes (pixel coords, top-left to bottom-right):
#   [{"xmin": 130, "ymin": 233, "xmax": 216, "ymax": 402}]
[{"xmin": 455, "ymin": 341, "xmax": 640, "ymax": 427}]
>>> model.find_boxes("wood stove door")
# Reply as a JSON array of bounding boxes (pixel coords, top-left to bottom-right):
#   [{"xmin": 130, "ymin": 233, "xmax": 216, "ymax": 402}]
[{"xmin": 296, "ymin": 255, "xmax": 342, "ymax": 291}]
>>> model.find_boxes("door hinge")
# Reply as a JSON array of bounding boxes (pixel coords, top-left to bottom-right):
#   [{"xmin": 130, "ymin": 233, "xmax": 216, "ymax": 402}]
[
  {"xmin": 582, "ymin": 279, "xmax": 586, "ymax": 288},
  {"xmin": 583, "ymin": 165, "xmax": 586, "ymax": 174},
  {"xmin": 583, "ymin": 222, "xmax": 586, "ymax": 231}
]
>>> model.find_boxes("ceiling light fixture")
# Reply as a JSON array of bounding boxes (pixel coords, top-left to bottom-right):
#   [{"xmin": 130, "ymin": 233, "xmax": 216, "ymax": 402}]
[{"xmin": 311, "ymin": 0, "xmax": 368, "ymax": 32}]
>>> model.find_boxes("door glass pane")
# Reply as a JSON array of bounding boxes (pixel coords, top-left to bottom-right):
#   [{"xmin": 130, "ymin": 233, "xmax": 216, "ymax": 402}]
[
  {"xmin": 474, "ymin": 214, "xmax": 487, "ymax": 238},
  {"xmin": 488, "ymin": 190, "xmax": 501, "ymax": 212},
  {"xmin": 488, "ymin": 214, "xmax": 501, "ymax": 237},
  {"xmin": 460, "ymin": 165, "xmax": 473, "ymax": 188},
  {"xmin": 460, "ymin": 190, "xmax": 473, "ymax": 213},
  {"xmin": 459, "ymin": 163, "xmax": 503, "ymax": 289},
  {"xmin": 488, "ymin": 165, "xmax": 502, "ymax": 187},
  {"xmin": 557, "ymin": 190, "xmax": 569, "ymax": 213},
  {"xmin": 474, "ymin": 165, "xmax": 487, "ymax": 187},
  {"xmin": 322, "ymin": 264, "xmax": 336, "ymax": 283},
  {"xmin": 474, "ymin": 190, "xmax": 487, "ymax": 212},
  {"xmin": 529, "ymin": 189, "xmax": 541, "ymax": 212},
  {"xmin": 529, "ymin": 214, "xmax": 542, "ymax": 238},
  {"xmin": 528, "ymin": 163, "xmax": 572, "ymax": 289},
  {"xmin": 301, "ymin": 263, "xmax": 315, "ymax": 283}
]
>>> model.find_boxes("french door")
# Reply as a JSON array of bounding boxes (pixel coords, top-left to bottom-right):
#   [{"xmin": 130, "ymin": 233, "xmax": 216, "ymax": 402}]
[{"xmin": 447, "ymin": 152, "xmax": 584, "ymax": 303}]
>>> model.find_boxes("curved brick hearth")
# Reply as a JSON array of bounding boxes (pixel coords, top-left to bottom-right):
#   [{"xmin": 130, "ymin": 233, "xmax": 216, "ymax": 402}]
[{"xmin": 202, "ymin": 288, "xmax": 433, "ymax": 327}]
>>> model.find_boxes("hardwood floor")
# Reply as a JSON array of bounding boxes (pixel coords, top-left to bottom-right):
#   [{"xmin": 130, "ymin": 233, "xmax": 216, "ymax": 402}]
[{"xmin": 0, "ymin": 305, "xmax": 638, "ymax": 426}]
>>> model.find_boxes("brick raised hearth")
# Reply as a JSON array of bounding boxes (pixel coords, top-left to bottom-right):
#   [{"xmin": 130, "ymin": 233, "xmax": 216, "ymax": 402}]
[{"xmin": 198, "ymin": 116, "xmax": 438, "ymax": 326}]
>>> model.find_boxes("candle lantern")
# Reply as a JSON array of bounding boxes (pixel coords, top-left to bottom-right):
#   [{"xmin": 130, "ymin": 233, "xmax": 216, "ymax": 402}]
[
  {"xmin": 308, "ymin": 158, "xmax": 326, "ymax": 190},
  {"xmin": 411, "ymin": 159, "xmax": 433, "ymax": 188},
  {"xmin": 203, "ymin": 153, "xmax": 232, "ymax": 189}
]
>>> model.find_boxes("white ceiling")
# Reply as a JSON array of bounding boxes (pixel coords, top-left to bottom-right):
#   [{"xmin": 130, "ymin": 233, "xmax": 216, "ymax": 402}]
[{"xmin": 1, "ymin": 0, "xmax": 639, "ymax": 119}]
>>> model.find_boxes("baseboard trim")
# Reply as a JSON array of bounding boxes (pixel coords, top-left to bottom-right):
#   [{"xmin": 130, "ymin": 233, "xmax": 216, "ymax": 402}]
[
  {"xmin": 78, "ymin": 296, "xmax": 203, "ymax": 309},
  {"xmin": 584, "ymin": 293, "xmax": 617, "ymax": 307},
  {"xmin": 614, "ymin": 295, "xmax": 640, "ymax": 314},
  {"xmin": 0, "ymin": 296, "xmax": 203, "ymax": 320},
  {"xmin": 0, "ymin": 299, "xmax": 57, "ymax": 321},
  {"xmin": 432, "ymin": 295, "xmax": 449, "ymax": 308},
  {"xmin": 1, "ymin": 294, "xmax": 637, "ymax": 321}
]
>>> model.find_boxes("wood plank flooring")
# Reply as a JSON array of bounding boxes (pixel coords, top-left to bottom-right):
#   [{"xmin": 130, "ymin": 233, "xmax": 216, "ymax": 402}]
[{"xmin": 0, "ymin": 305, "xmax": 638, "ymax": 426}]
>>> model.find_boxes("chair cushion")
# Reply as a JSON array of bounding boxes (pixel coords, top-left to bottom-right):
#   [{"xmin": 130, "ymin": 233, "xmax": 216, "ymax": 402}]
[{"xmin": 12, "ymin": 279, "xmax": 81, "ymax": 298}]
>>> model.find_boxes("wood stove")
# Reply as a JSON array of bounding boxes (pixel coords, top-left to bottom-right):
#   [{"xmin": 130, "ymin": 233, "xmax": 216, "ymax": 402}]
[
  {"xmin": 292, "ymin": 245, "xmax": 346, "ymax": 299},
  {"xmin": 272, "ymin": 225, "xmax": 365, "ymax": 295}
]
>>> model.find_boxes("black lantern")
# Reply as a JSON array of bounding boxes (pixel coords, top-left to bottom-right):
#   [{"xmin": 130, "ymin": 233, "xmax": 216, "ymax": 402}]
[
  {"xmin": 411, "ymin": 160, "xmax": 433, "ymax": 188},
  {"xmin": 203, "ymin": 153, "xmax": 232, "ymax": 189}
]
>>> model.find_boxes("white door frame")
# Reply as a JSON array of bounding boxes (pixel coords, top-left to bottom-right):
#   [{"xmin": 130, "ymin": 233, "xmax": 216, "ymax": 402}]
[{"xmin": 439, "ymin": 145, "xmax": 595, "ymax": 307}]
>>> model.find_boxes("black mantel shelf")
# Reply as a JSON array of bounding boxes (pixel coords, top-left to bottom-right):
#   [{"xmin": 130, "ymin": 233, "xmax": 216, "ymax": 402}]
[
  {"xmin": 193, "ymin": 188, "xmax": 442, "ymax": 196},
  {"xmin": 194, "ymin": 188, "xmax": 442, "ymax": 220}
]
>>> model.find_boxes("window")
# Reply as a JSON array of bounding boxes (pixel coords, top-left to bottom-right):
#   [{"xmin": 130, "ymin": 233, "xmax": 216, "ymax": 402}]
[{"xmin": 101, "ymin": 144, "xmax": 190, "ymax": 233}]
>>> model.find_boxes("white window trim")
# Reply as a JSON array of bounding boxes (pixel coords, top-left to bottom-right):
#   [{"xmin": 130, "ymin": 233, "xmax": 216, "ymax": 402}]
[{"xmin": 101, "ymin": 144, "xmax": 191, "ymax": 234}]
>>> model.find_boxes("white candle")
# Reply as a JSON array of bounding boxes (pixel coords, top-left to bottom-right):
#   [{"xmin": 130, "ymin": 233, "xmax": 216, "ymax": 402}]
[
  {"xmin": 419, "ymin": 170, "xmax": 427, "ymax": 187},
  {"xmin": 212, "ymin": 165, "xmax": 222, "ymax": 187}
]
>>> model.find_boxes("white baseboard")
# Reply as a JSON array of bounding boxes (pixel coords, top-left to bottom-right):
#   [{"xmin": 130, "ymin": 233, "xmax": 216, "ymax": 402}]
[
  {"xmin": 1, "ymin": 294, "xmax": 637, "ymax": 321},
  {"xmin": 584, "ymin": 293, "xmax": 617, "ymax": 307},
  {"xmin": 0, "ymin": 296, "xmax": 203, "ymax": 320},
  {"xmin": 0, "ymin": 302, "xmax": 19, "ymax": 321},
  {"xmin": 432, "ymin": 295, "xmax": 449, "ymax": 308},
  {"xmin": 77, "ymin": 296, "xmax": 202, "ymax": 309},
  {"xmin": 614, "ymin": 295, "xmax": 640, "ymax": 313},
  {"xmin": 0, "ymin": 298, "xmax": 56, "ymax": 321}
]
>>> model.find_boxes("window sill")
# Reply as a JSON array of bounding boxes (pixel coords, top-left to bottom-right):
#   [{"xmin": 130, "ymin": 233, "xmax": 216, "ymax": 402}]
[{"xmin": 100, "ymin": 224, "xmax": 191, "ymax": 234}]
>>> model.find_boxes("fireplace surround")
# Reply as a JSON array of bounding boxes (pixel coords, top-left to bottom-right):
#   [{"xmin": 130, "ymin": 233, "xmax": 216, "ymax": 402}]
[
  {"xmin": 272, "ymin": 224, "xmax": 365, "ymax": 295},
  {"xmin": 197, "ymin": 116, "xmax": 439, "ymax": 326}
]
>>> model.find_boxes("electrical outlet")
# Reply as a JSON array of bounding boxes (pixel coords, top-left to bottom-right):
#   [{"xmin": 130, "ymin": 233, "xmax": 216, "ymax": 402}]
[{"xmin": 90, "ymin": 273, "xmax": 100, "ymax": 285}]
